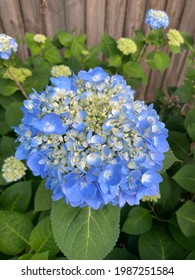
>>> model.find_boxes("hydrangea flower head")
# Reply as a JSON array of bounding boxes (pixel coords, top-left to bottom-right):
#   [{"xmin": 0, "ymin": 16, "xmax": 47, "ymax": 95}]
[
  {"xmin": 145, "ymin": 9, "xmax": 169, "ymax": 30},
  {"xmin": 2, "ymin": 156, "xmax": 27, "ymax": 182},
  {"xmin": 117, "ymin": 38, "xmax": 137, "ymax": 55},
  {"xmin": 51, "ymin": 65, "xmax": 72, "ymax": 78},
  {"xmin": 0, "ymin": 33, "xmax": 18, "ymax": 59},
  {"xmin": 14, "ymin": 67, "xmax": 169, "ymax": 209},
  {"xmin": 33, "ymin": 34, "xmax": 46, "ymax": 43},
  {"xmin": 167, "ymin": 29, "xmax": 184, "ymax": 47},
  {"xmin": 4, "ymin": 66, "xmax": 32, "ymax": 83}
]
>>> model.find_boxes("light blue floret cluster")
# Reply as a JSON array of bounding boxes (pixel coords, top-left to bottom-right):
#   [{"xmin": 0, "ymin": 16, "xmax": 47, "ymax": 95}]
[
  {"xmin": 0, "ymin": 33, "xmax": 18, "ymax": 60},
  {"xmin": 15, "ymin": 67, "xmax": 169, "ymax": 209},
  {"xmin": 145, "ymin": 9, "xmax": 169, "ymax": 30}
]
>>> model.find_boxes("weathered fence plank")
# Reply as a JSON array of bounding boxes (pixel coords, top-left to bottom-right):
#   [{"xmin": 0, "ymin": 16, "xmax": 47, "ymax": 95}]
[
  {"xmin": 20, "ymin": 0, "xmax": 44, "ymax": 34},
  {"xmin": 43, "ymin": 0, "xmax": 65, "ymax": 37},
  {"xmin": 64, "ymin": 0, "xmax": 85, "ymax": 34},
  {"xmin": 124, "ymin": 0, "xmax": 147, "ymax": 37},
  {"xmin": 86, "ymin": 0, "xmax": 106, "ymax": 46},
  {"xmin": 105, "ymin": 0, "xmax": 127, "ymax": 38},
  {"xmin": 0, "ymin": 0, "xmax": 27, "ymax": 60}
]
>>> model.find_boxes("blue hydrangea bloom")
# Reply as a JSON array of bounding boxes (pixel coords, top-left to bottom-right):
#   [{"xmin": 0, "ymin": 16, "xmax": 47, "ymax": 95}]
[
  {"xmin": 145, "ymin": 9, "xmax": 169, "ymax": 30},
  {"xmin": 14, "ymin": 67, "xmax": 169, "ymax": 209},
  {"xmin": 0, "ymin": 33, "xmax": 18, "ymax": 60}
]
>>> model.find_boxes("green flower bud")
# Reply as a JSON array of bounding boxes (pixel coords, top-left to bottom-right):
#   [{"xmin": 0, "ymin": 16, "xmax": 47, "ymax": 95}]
[
  {"xmin": 51, "ymin": 65, "xmax": 72, "ymax": 78},
  {"xmin": 117, "ymin": 38, "xmax": 137, "ymax": 55},
  {"xmin": 167, "ymin": 29, "xmax": 184, "ymax": 47},
  {"xmin": 2, "ymin": 156, "xmax": 27, "ymax": 182}
]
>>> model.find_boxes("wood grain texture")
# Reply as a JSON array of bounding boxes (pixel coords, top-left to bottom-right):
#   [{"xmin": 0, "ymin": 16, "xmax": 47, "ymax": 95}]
[
  {"xmin": 0, "ymin": 0, "xmax": 27, "ymax": 59},
  {"xmin": 106, "ymin": 0, "xmax": 127, "ymax": 39},
  {"xmin": 20, "ymin": 0, "xmax": 43, "ymax": 33},
  {"xmin": 64, "ymin": 0, "xmax": 85, "ymax": 34},
  {"xmin": 86, "ymin": 0, "xmax": 106, "ymax": 46},
  {"xmin": 124, "ymin": 0, "xmax": 147, "ymax": 37},
  {"xmin": 42, "ymin": 0, "xmax": 65, "ymax": 37}
]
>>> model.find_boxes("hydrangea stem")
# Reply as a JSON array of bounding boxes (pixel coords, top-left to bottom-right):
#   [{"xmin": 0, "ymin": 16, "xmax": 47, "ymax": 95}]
[
  {"xmin": 7, "ymin": 68, "xmax": 28, "ymax": 99},
  {"xmin": 136, "ymin": 42, "xmax": 147, "ymax": 62}
]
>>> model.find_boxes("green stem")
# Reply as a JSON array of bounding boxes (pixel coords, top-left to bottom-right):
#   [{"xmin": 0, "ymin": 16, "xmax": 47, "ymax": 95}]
[
  {"xmin": 136, "ymin": 42, "xmax": 147, "ymax": 62},
  {"xmin": 7, "ymin": 68, "xmax": 28, "ymax": 99},
  {"xmin": 151, "ymin": 215, "xmax": 177, "ymax": 227},
  {"xmin": 148, "ymin": 202, "xmax": 177, "ymax": 226}
]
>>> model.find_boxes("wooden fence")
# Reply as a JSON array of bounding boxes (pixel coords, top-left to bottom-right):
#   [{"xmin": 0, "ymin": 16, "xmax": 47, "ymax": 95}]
[{"xmin": 0, "ymin": 0, "xmax": 194, "ymax": 101}]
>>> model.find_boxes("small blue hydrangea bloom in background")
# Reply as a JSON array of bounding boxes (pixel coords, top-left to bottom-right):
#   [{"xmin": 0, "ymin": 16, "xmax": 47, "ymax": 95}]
[
  {"xmin": 14, "ymin": 67, "xmax": 169, "ymax": 210},
  {"xmin": 145, "ymin": 9, "xmax": 169, "ymax": 30},
  {"xmin": 0, "ymin": 33, "xmax": 18, "ymax": 59}
]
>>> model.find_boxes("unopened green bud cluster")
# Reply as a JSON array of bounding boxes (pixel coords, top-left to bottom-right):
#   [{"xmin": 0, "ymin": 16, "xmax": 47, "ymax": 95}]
[{"xmin": 2, "ymin": 156, "xmax": 27, "ymax": 182}]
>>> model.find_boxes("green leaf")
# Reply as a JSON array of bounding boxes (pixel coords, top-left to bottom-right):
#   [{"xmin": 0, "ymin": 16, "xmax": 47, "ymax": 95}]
[
  {"xmin": 181, "ymin": 32, "xmax": 194, "ymax": 50},
  {"xmin": 0, "ymin": 159, "xmax": 9, "ymax": 186},
  {"xmin": 31, "ymin": 251, "xmax": 49, "ymax": 260},
  {"xmin": 85, "ymin": 46, "xmax": 100, "ymax": 63},
  {"xmin": 169, "ymin": 45, "xmax": 181, "ymax": 54},
  {"xmin": 154, "ymin": 52, "xmax": 170, "ymax": 72},
  {"xmin": 0, "ymin": 181, "xmax": 31, "ymax": 212},
  {"xmin": 0, "ymin": 77, "xmax": 18, "ymax": 96},
  {"xmin": 158, "ymin": 173, "xmax": 171, "ymax": 205},
  {"xmin": 0, "ymin": 136, "xmax": 17, "ymax": 159},
  {"xmin": 161, "ymin": 149, "xmax": 179, "ymax": 173},
  {"xmin": 186, "ymin": 251, "xmax": 195, "ymax": 260},
  {"xmin": 139, "ymin": 226, "xmax": 187, "ymax": 260},
  {"xmin": 169, "ymin": 215, "xmax": 195, "ymax": 251},
  {"xmin": 0, "ymin": 210, "xmax": 33, "ymax": 255},
  {"xmin": 66, "ymin": 56, "xmax": 81, "ymax": 74},
  {"xmin": 19, "ymin": 253, "xmax": 33, "ymax": 260},
  {"xmin": 24, "ymin": 32, "xmax": 34, "ymax": 49},
  {"xmin": 34, "ymin": 180, "xmax": 52, "ymax": 212},
  {"xmin": 70, "ymin": 40, "xmax": 85, "ymax": 62},
  {"xmin": 165, "ymin": 115, "xmax": 185, "ymax": 133},
  {"xmin": 186, "ymin": 67, "xmax": 195, "ymax": 80},
  {"xmin": 122, "ymin": 206, "xmax": 152, "ymax": 235},
  {"xmin": 5, "ymin": 101, "xmax": 23, "ymax": 126},
  {"xmin": 168, "ymin": 131, "xmax": 189, "ymax": 160},
  {"xmin": 185, "ymin": 109, "xmax": 195, "ymax": 141},
  {"xmin": 158, "ymin": 179, "xmax": 182, "ymax": 214},
  {"xmin": 74, "ymin": 34, "xmax": 87, "ymax": 45},
  {"xmin": 23, "ymin": 63, "xmax": 51, "ymax": 93},
  {"xmin": 19, "ymin": 251, "xmax": 49, "ymax": 260},
  {"xmin": 101, "ymin": 34, "xmax": 118, "ymax": 57},
  {"xmin": 0, "ymin": 94, "xmax": 23, "ymax": 108},
  {"xmin": 51, "ymin": 200, "xmax": 120, "ymax": 260},
  {"xmin": 30, "ymin": 45, "xmax": 42, "ymax": 56},
  {"xmin": 0, "ymin": 116, "xmax": 10, "ymax": 134},
  {"xmin": 43, "ymin": 45, "xmax": 62, "ymax": 64},
  {"xmin": 146, "ymin": 51, "xmax": 158, "ymax": 70},
  {"xmin": 148, "ymin": 29, "xmax": 166, "ymax": 46},
  {"xmin": 176, "ymin": 201, "xmax": 195, "ymax": 238},
  {"xmin": 173, "ymin": 164, "xmax": 195, "ymax": 193},
  {"xmin": 58, "ymin": 31, "xmax": 73, "ymax": 47},
  {"xmin": 108, "ymin": 54, "xmax": 121, "ymax": 68},
  {"xmin": 104, "ymin": 248, "xmax": 138, "ymax": 260},
  {"xmin": 29, "ymin": 216, "xmax": 59, "ymax": 257},
  {"xmin": 175, "ymin": 81, "xmax": 194, "ymax": 103},
  {"xmin": 147, "ymin": 51, "xmax": 170, "ymax": 73},
  {"xmin": 123, "ymin": 62, "xmax": 147, "ymax": 83}
]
